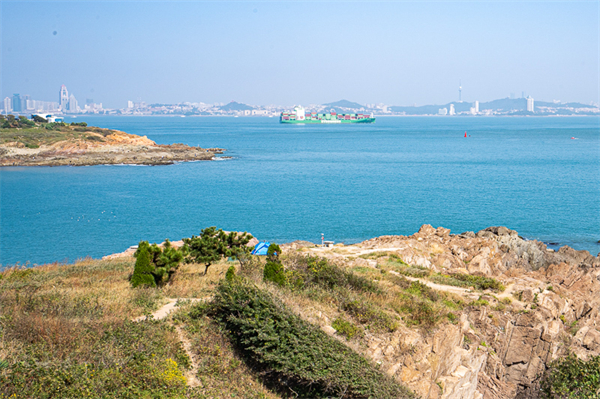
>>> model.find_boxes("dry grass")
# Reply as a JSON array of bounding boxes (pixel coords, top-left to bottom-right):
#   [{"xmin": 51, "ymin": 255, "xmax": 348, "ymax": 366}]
[{"xmin": 0, "ymin": 256, "xmax": 269, "ymax": 398}]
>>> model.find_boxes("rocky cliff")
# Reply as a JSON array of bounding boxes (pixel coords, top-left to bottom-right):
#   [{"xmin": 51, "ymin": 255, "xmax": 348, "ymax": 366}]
[{"xmin": 285, "ymin": 225, "xmax": 600, "ymax": 399}]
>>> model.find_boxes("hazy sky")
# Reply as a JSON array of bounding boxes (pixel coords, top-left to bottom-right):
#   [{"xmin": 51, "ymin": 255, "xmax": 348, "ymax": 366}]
[{"xmin": 1, "ymin": 1, "xmax": 598, "ymax": 108}]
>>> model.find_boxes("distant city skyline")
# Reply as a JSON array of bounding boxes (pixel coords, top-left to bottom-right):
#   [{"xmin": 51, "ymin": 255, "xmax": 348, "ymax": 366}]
[{"xmin": 1, "ymin": 1, "xmax": 598, "ymax": 108}]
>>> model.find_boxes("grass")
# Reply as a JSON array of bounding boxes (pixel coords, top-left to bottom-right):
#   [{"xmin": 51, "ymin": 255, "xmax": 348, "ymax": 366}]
[
  {"xmin": 0, "ymin": 124, "xmax": 118, "ymax": 148},
  {"xmin": 0, "ymin": 257, "xmax": 261, "ymax": 398}
]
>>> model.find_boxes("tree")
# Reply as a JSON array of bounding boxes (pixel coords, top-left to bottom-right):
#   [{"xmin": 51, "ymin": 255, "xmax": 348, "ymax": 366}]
[
  {"xmin": 264, "ymin": 243, "xmax": 286, "ymax": 286},
  {"xmin": 130, "ymin": 243, "xmax": 156, "ymax": 288},
  {"xmin": 183, "ymin": 227, "xmax": 253, "ymax": 275},
  {"xmin": 131, "ymin": 239, "xmax": 184, "ymax": 288},
  {"xmin": 32, "ymin": 115, "xmax": 47, "ymax": 123}
]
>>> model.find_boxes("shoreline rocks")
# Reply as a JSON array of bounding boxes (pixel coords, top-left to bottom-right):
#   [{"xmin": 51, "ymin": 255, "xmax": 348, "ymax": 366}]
[{"xmin": 0, "ymin": 129, "xmax": 225, "ymax": 167}]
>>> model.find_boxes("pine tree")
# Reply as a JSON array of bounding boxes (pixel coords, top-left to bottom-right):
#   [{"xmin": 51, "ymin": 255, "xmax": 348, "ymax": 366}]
[
  {"xmin": 183, "ymin": 227, "xmax": 253, "ymax": 275},
  {"xmin": 130, "ymin": 243, "xmax": 156, "ymax": 288}
]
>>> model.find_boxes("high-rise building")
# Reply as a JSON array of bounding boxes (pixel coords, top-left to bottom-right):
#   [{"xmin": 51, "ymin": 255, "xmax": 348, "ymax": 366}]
[
  {"xmin": 3, "ymin": 97, "xmax": 12, "ymax": 114},
  {"xmin": 12, "ymin": 94, "xmax": 22, "ymax": 112},
  {"xmin": 59, "ymin": 85, "xmax": 69, "ymax": 111},
  {"xmin": 438, "ymin": 108, "xmax": 448, "ymax": 115},
  {"xmin": 474, "ymin": 100, "xmax": 479, "ymax": 113},
  {"xmin": 68, "ymin": 94, "xmax": 78, "ymax": 113},
  {"xmin": 449, "ymin": 104, "xmax": 455, "ymax": 115},
  {"xmin": 127, "ymin": 100, "xmax": 134, "ymax": 109},
  {"xmin": 527, "ymin": 96, "xmax": 534, "ymax": 112}
]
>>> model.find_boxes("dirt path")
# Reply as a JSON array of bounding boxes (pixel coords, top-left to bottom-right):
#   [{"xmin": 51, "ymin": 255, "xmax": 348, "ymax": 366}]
[
  {"xmin": 176, "ymin": 326, "xmax": 201, "ymax": 388},
  {"xmin": 133, "ymin": 298, "xmax": 205, "ymax": 322},
  {"xmin": 133, "ymin": 297, "xmax": 208, "ymax": 388},
  {"xmin": 389, "ymin": 270, "xmax": 481, "ymax": 299}
]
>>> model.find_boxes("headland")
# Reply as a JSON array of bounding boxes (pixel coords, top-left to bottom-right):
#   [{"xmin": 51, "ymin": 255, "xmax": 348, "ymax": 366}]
[
  {"xmin": 1, "ymin": 224, "xmax": 599, "ymax": 398},
  {"xmin": 0, "ymin": 116, "xmax": 224, "ymax": 166}
]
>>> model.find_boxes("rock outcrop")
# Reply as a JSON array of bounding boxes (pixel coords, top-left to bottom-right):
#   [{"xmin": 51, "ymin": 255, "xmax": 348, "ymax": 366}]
[
  {"xmin": 292, "ymin": 225, "xmax": 600, "ymax": 399},
  {"xmin": 0, "ymin": 129, "xmax": 225, "ymax": 166}
]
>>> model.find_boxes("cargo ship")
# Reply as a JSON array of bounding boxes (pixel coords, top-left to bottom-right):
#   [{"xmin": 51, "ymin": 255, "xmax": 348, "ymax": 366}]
[{"xmin": 280, "ymin": 106, "xmax": 375, "ymax": 124}]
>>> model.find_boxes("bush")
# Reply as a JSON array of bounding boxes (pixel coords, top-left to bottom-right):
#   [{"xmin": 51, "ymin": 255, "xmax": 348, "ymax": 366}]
[
  {"xmin": 539, "ymin": 353, "xmax": 600, "ymax": 398},
  {"xmin": 225, "ymin": 265, "xmax": 236, "ymax": 281},
  {"xmin": 286, "ymin": 255, "xmax": 380, "ymax": 294},
  {"xmin": 429, "ymin": 273, "xmax": 505, "ymax": 292},
  {"xmin": 332, "ymin": 317, "xmax": 361, "ymax": 339},
  {"xmin": 263, "ymin": 260, "xmax": 286, "ymax": 287},
  {"xmin": 208, "ymin": 279, "xmax": 415, "ymax": 398},
  {"xmin": 342, "ymin": 298, "xmax": 398, "ymax": 332}
]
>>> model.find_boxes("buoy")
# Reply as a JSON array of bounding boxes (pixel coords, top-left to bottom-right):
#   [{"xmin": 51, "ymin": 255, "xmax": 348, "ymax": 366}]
[
  {"xmin": 571, "ymin": 137, "xmax": 576, "ymax": 140},
  {"xmin": 464, "ymin": 131, "xmax": 467, "ymax": 138}
]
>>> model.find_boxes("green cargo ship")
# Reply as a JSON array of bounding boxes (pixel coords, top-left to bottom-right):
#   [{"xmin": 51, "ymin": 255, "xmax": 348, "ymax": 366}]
[{"xmin": 280, "ymin": 106, "xmax": 375, "ymax": 124}]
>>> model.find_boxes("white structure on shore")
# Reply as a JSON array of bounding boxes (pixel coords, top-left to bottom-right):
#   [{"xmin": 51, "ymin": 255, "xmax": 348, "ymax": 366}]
[
  {"xmin": 438, "ymin": 108, "xmax": 448, "ymax": 115},
  {"xmin": 474, "ymin": 100, "xmax": 479, "ymax": 113},
  {"xmin": 3, "ymin": 97, "xmax": 12, "ymax": 114},
  {"xmin": 449, "ymin": 104, "xmax": 455, "ymax": 115},
  {"xmin": 527, "ymin": 96, "xmax": 535, "ymax": 112}
]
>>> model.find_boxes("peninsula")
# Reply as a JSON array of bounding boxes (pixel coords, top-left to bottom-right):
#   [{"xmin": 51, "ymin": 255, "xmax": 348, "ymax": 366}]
[{"xmin": 0, "ymin": 115, "xmax": 224, "ymax": 166}]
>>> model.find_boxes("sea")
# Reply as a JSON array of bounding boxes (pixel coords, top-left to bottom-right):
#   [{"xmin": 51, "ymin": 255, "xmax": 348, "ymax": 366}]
[{"xmin": 1, "ymin": 116, "xmax": 599, "ymax": 266}]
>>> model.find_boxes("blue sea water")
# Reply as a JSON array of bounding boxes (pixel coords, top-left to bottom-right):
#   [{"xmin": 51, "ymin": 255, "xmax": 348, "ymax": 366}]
[{"xmin": 1, "ymin": 116, "xmax": 599, "ymax": 266}]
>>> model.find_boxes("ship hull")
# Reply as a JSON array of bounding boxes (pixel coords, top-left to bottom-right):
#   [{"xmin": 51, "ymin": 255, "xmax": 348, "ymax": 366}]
[{"xmin": 280, "ymin": 117, "xmax": 375, "ymax": 124}]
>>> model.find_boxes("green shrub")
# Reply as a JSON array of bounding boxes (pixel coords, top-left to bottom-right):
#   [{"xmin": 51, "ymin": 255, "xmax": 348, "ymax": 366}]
[
  {"xmin": 342, "ymin": 298, "xmax": 398, "ymax": 332},
  {"xmin": 225, "ymin": 265, "xmax": 236, "ymax": 281},
  {"xmin": 430, "ymin": 273, "xmax": 505, "ymax": 292},
  {"xmin": 288, "ymin": 255, "xmax": 380, "ymax": 294},
  {"xmin": 263, "ymin": 260, "xmax": 286, "ymax": 287},
  {"xmin": 539, "ymin": 353, "xmax": 600, "ymax": 398},
  {"xmin": 208, "ymin": 279, "xmax": 415, "ymax": 398},
  {"xmin": 406, "ymin": 281, "xmax": 439, "ymax": 302},
  {"xmin": 332, "ymin": 317, "xmax": 361, "ymax": 339},
  {"xmin": 396, "ymin": 296, "xmax": 443, "ymax": 328}
]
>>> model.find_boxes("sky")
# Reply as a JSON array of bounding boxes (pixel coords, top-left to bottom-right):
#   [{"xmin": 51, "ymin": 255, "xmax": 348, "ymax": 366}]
[{"xmin": 1, "ymin": 1, "xmax": 599, "ymax": 108}]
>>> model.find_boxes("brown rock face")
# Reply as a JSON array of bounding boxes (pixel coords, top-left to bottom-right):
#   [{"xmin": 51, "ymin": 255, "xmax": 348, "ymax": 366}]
[{"xmin": 297, "ymin": 224, "xmax": 600, "ymax": 399}]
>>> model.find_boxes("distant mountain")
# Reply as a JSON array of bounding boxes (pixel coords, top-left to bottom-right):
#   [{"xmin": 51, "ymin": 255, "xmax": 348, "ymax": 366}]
[
  {"xmin": 479, "ymin": 98, "xmax": 527, "ymax": 111},
  {"xmin": 322, "ymin": 100, "xmax": 365, "ymax": 109},
  {"xmin": 219, "ymin": 101, "xmax": 254, "ymax": 111}
]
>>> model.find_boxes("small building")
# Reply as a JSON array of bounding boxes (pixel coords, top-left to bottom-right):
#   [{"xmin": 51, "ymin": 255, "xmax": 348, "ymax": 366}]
[{"xmin": 33, "ymin": 113, "xmax": 63, "ymax": 123}]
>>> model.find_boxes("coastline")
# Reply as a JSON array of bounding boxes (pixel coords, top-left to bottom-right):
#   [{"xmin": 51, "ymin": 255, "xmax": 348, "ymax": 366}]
[{"xmin": 0, "ymin": 127, "xmax": 225, "ymax": 167}]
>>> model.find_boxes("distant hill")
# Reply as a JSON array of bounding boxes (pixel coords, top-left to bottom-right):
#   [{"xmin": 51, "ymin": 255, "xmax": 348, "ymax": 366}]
[
  {"xmin": 479, "ymin": 98, "xmax": 527, "ymax": 111},
  {"xmin": 322, "ymin": 99, "xmax": 365, "ymax": 109},
  {"xmin": 219, "ymin": 101, "xmax": 254, "ymax": 111}
]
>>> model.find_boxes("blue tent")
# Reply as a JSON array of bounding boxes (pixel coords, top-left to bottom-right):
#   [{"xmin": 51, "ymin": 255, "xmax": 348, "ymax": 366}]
[{"xmin": 251, "ymin": 241, "xmax": 271, "ymax": 255}]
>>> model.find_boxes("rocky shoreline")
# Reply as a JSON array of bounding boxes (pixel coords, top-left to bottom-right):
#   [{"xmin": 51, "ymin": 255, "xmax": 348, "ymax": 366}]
[{"xmin": 0, "ymin": 129, "xmax": 225, "ymax": 166}]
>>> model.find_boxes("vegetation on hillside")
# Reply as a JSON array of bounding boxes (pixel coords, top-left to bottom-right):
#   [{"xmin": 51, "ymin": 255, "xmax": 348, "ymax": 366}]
[
  {"xmin": 202, "ymin": 277, "xmax": 415, "ymax": 398},
  {"xmin": 0, "ymin": 114, "xmax": 117, "ymax": 148},
  {"xmin": 538, "ymin": 353, "xmax": 600, "ymax": 398},
  {"xmin": 2, "ymin": 231, "xmax": 590, "ymax": 398}
]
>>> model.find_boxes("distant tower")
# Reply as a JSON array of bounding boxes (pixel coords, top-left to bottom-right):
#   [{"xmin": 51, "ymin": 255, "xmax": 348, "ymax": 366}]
[
  {"xmin": 526, "ymin": 96, "xmax": 534, "ymax": 112},
  {"xmin": 68, "ymin": 94, "xmax": 78, "ymax": 113},
  {"xmin": 12, "ymin": 94, "xmax": 21, "ymax": 112},
  {"xmin": 458, "ymin": 80, "xmax": 462, "ymax": 102},
  {"xmin": 59, "ymin": 85, "xmax": 69, "ymax": 111}
]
